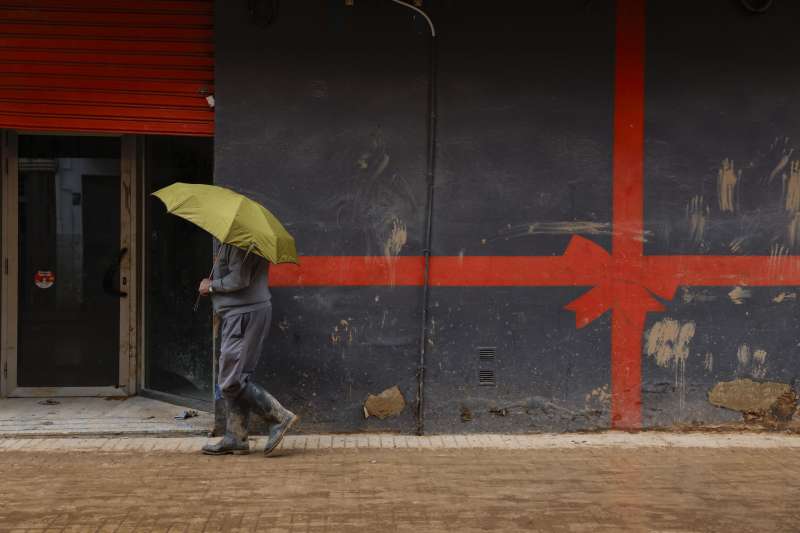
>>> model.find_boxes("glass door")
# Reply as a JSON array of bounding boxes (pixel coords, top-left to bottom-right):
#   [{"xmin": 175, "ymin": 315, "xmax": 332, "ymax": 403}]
[{"xmin": 2, "ymin": 133, "xmax": 133, "ymax": 395}]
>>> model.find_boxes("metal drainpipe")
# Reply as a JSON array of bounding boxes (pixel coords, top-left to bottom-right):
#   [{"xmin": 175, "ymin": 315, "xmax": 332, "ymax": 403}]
[
  {"xmin": 416, "ymin": 31, "xmax": 437, "ymax": 436},
  {"xmin": 387, "ymin": 0, "xmax": 438, "ymax": 436}
]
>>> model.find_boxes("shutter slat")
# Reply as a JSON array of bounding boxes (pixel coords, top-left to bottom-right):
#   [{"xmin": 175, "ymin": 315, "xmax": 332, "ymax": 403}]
[
  {"xmin": 0, "ymin": 114, "xmax": 212, "ymax": 135},
  {"xmin": 0, "ymin": 88, "xmax": 208, "ymax": 108},
  {"xmin": 0, "ymin": 23, "xmax": 212, "ymax": 40},
  {"xmin": 0, "ymin": 37, "xmax": 213, "ymax": 54},
  {"xmin": 0, "ymin": 75, "xmax": 212, "ymax": 95},
  {"xmin": 0, "ymin": 8, "xmax": 211, "ymax": 26},
  {"xmin": 0, "ymin": 1, "xmax": 212, "ymax": 14},
  {"xmin": 0, "ymin": 50, "xmax": 214, "ymax": 67}
]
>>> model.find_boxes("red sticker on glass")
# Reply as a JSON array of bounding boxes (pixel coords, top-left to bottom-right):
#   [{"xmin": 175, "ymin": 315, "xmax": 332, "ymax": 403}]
[{"xmin": 34, "ymin": 270, "xmax": 55, "ymax": 289}]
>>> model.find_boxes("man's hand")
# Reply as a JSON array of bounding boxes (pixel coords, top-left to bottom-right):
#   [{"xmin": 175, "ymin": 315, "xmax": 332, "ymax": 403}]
[{"xmin": 198, "ymin": 278, "xmax": 213, "ymax": 296}]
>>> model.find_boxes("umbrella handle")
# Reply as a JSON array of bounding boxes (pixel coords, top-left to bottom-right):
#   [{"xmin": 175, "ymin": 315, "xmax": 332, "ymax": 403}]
[{"xmin": 194, "ymin": 245, "xmax": 225, "ymax": 313}]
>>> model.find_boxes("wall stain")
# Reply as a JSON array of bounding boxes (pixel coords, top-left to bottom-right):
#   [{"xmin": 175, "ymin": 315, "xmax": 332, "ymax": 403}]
[
  {"xmin": 681, "ymin": 287, "xmax": 716, "ymax": 304},
  {"xmin": 773, "ymin": 291, "xmax": 797, "ymax": 303},
  {"xmin": 330, "ymin": 319, "xmax": 355, "ymax": 346},
  {"xmin": 728, "ymin": 286, "xmax": 752, "ymax": 305},
  {"xmin": 686, "ymin": 195, "xmax": 709, "ymax": 245},
  {"xmin": 767, "ymin": 144, "xmax": 793, "ymax": 184},
  {"xmin": 784, "ymin": 161, "xmax": 800, "ymax": 247},
  {"xmin": 736, "ymin": 344, "xmax": 768, "ymax": 379},
  {"xmin": 703, "ymin": 352, "xmax": 713, "ymax": 372},
  {"xmin": 645, "ymin": 318, "xmax": 696, "ymax": 410},
  {"xmin": 383, "ymin": 216, "xmax": 407, "ymax": 287},
  {"xmin": 584, "ymin": 384, "xmax": 611, "ymax": 411},
  {"xmin": 717, "ymin": 158, "xmax": 739, "ymax": 213},
  {"xmin": 490, "ymin": 221, "xmax": 653, "ymax": 243},
  {"xmin": 327, "ymin": 129, "xmax": 417, "ymax": 258}
]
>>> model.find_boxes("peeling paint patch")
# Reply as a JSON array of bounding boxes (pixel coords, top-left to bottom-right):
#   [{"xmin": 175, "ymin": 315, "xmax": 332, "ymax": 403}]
[
  {"xmin": 363, "ymin": 386, "xmax": 405, "ymax": 419},
  {"xmin": 717, "ymin": 158, "xmax": 739, "ymax": 213},
  {"xmin": 708, "ymin": 379, "xmax": 797, "ymax": 427},
  {"xmin": 709, "ymin": 379, "xmax": 788, "ymax": 412},
  {"xmin": 728, "ymin": 286, "xmax": 752, "ymax": 305}
]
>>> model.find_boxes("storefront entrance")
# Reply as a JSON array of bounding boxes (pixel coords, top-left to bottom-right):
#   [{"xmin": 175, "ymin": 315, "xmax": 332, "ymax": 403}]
[
  {"xmin": 2, "ymin": 131, "xmax": 213, "ymax": 407},
  {"xmin": 1, "ymin": 132, "xmax": 136, "ymax": 396}
]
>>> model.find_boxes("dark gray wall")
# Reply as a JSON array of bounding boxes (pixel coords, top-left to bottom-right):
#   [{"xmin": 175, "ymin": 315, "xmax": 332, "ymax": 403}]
[
  {"xmin": 642, "ymin": 0, "xmax": 800, "ymax": 426},
  {"xmin": 215, "ymin": 0, "xmax": 429, "ymax": 433},
  {"xmin": 215, "ymin": 0, "xmax": 800, "ymax": 433},
  {"xmin": 423, "ymin": 1, "xmax": 615, "ymax": 432}
]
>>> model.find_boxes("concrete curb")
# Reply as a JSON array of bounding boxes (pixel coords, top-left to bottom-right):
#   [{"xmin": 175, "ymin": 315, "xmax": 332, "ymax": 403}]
[{"xmin": 2, "ymin": 432, "xmax": 800, "ymax": 453}]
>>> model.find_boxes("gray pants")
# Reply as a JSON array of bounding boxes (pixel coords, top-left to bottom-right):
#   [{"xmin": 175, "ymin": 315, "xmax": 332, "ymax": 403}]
[{"xmin": 218, "ymin": 305, "xmax": 271, "ymax": 400}]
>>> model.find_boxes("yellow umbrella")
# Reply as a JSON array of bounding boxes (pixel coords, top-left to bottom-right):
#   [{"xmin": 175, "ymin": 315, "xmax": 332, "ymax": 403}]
[{"xmin": 152, "ymin": 182, "xmax": 298, "ymax": 264}]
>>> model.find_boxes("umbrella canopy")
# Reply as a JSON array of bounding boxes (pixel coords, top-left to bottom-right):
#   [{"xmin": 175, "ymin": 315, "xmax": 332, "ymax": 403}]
[{"xmin": 152, "ymin": 182, "xmax": 298, "ymax": 264}]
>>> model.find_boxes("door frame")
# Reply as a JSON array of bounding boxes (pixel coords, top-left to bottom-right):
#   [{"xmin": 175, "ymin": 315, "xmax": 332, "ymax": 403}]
[{"xmin": 0, "ymin": 130, "xmax": 139, "ymax": 397}]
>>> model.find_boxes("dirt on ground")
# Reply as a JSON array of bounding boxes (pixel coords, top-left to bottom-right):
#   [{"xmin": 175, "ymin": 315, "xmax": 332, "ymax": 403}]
[{"xmin": 1, "ymin": 446, "xmax": 799, "ymax": 532}]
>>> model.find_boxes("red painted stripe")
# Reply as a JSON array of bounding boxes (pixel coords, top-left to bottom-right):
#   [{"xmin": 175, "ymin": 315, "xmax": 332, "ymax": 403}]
[
  {"xmin": 647, "ymin": 255, "xmax": 800, "ymax": 286},
  {"xmin": 271, "ymin": 257, "xmax": 425, "ymax": 287},
  {"xmin": 272, "ymin": 254, "xmax": 800, "ymax": 288},
  {"xmin": 612, "ymin": 0, "xmax": 646, "ymax": 262},
  {"xmin": 610, "ymin": 0, "xmax": 647, "ymax": 429},
  {"xmin": 271, "ymin": 248, "xmax": 607, "ymax": 288}
]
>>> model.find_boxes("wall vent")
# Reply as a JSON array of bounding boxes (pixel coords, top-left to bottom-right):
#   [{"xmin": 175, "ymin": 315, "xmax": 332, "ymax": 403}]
[
  {"xmin": 479, "ymin": 369, "xmax": 496, "ymax": 386},
  {"xmin": 478, "ymin": 347, "xmax": 496, "ymax": 360}
]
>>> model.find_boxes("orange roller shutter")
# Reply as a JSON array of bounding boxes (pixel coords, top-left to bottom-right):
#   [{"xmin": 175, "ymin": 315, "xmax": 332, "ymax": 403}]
[{"xmin": 0, "ymin": 0, "xmax": 214, "ymax": 136}]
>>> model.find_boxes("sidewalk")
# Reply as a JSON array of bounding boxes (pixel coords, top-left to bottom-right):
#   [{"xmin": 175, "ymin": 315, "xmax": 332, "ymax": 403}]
[
  {"xmin": 0, "ymin": 396, "xmax": 213, "ymax": 437},
  {"xmin": 2, "ymin": 431, "xmax": 800, "ymax": 453},
  {"xmin": 1, "ymin": 432, "xmax": 799, "ymax": 532}
]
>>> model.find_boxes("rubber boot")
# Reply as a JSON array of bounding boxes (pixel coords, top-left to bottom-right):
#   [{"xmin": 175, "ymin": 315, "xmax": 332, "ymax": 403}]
[
  {"xmin": 239, "ymin": 382, "xmax": 298, "ymax": 455},
  {"xmin": 201, "ymin": 394, "xmax": 251, "ymax": 455}
]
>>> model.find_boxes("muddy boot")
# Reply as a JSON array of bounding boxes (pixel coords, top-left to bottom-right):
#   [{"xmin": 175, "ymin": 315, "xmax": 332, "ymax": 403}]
[
  {"xmin": 239, "ymin": 382, "xmax": 298, "ymax": 456},
  {"xmin": 201, "ymin": 394, "xmax": 250, "ymax": 455}
]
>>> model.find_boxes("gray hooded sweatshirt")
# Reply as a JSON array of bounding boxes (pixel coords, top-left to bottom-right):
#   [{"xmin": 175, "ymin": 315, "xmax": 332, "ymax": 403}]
[{"xmin": 210, "ymin": 243, "xmax": 270, "ymax": 317}]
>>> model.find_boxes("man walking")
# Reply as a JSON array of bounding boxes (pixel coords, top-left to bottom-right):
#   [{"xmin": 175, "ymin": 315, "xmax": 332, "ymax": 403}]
[{"xmin": 198, "ymin": 242, "xmax": 298, "ymax": 456}]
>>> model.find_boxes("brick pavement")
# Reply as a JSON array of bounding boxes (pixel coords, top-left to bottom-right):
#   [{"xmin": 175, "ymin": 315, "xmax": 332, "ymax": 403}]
[
  {"xmin": 2, "ymin": 431, "xmax": 800, "ymax": 453},
  {"xmin": 1, "ymin": 433, "xmax": 799, "ymax": 532}
]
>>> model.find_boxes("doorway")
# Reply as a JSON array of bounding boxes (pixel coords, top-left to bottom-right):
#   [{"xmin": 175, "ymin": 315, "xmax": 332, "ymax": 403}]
[
  {"xmin": 1, "ymin": 132, "xmax": 136, "ymax": 396},
  {"xmin": 142, "ymin": 136, "xmax": 214, "ymax": 409}
]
